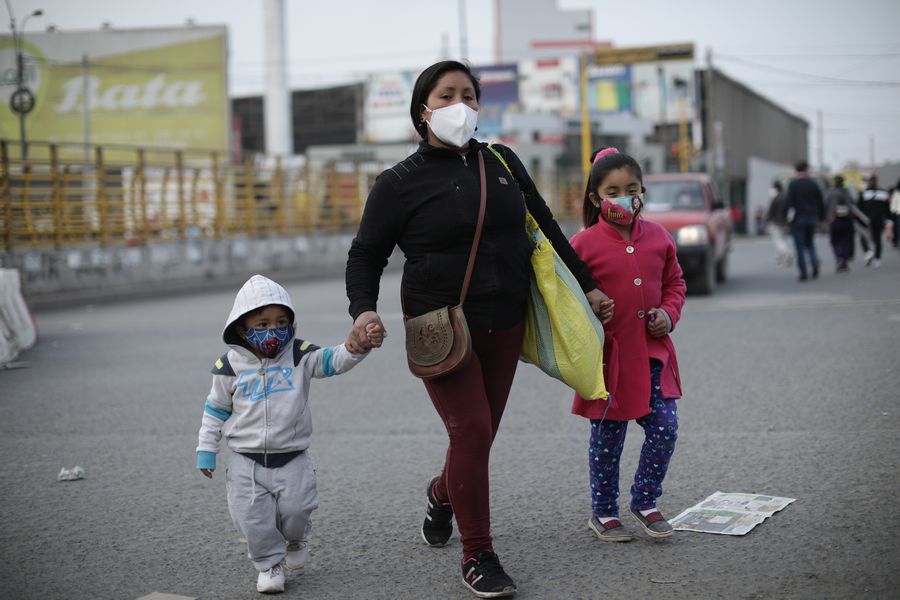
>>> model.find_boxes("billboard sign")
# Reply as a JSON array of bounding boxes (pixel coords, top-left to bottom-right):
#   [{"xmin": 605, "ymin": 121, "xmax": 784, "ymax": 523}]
[
  {"xmin": 630, "ymin": 61, "xmax": 696, "ymax": 124},
  {"xmin": 363, "ymin": 70, "xmax": 417, "ymax": 144},
  {"xmin": 519, "ymin": 57, "xmax": 578, "ymax": 115},
  {"xmin": 587, "ymin": 63, "xmax": 632, "ymax": 114},
  {"xmin": 0, "ymin": 26, "xmax": 229, "ymax": 158},
  {"xmin": 472, "ymin": 63, "xmax": 519, "ymax": 136},
  {"xmin": 584, "ymin": 43, "xmax": 697, "ymax": 123}
]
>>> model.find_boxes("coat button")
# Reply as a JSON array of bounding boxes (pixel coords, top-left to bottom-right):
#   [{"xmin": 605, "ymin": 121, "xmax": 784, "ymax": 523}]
[
  {"xmin": 637, "ymin": 310, "xmax": 646, "ymax": 318},
  {"xmin": 634, "ymin": 278, "xmax": 642, "ymax": 286},
  {"xmin": 626, "ymin": 246, "xmax": 635, "ymax": 254}
]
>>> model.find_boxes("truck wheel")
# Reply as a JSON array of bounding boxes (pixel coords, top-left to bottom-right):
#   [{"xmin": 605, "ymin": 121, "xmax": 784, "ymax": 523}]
[
  {"xmin": 716, "ymin": 253, "xmax": 729, "ymax": 283},
  {"xmin": 691, "ymin": 252, "xmax": 716, "ymax": 295}
]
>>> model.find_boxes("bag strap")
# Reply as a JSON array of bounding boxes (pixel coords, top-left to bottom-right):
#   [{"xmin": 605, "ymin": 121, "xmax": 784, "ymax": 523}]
[
  {"xmin": 486, "ymin": 144, "xmax": 515, "ymax": 182},
  {"xmin": 459, "ymin": 151, "xmax": 488, "ymax": 306}
]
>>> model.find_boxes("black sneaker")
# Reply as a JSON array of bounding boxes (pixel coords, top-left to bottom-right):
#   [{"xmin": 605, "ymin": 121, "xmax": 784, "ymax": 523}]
[
  {"xmin": 421, "ymin": 477, "xmax": 453, "ymax": 547},
  {"xmin": 461, "ymin": 551, "xmax": 517, "ymax": 598}
]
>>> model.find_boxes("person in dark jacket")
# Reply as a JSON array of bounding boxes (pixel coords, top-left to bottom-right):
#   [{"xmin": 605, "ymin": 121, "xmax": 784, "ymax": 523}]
[
  {"xmin": 825, "ymin": 175, "xmax": 855, "ymax": 272},
  {"xmin": 345, "ymin": 61, "xmax": 612, "ymax": 599},
  {"xmin": 858, "ymin": 174, "xmax": 891, "ymax": 267},
  {"xmin": 783, "ymin": 161, "xmax": 825, "ymax": 281}
]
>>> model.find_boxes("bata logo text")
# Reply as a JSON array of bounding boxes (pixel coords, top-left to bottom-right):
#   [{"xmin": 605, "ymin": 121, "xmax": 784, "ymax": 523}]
[{"xmin": 55, "ymin": 74, "xmax": 206, "ymax": 113}]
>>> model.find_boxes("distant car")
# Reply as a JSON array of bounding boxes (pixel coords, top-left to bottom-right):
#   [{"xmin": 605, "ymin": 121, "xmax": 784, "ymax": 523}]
[{"xmin": 640, "ymin": 173, "xmax": 733, "ymax": 294}]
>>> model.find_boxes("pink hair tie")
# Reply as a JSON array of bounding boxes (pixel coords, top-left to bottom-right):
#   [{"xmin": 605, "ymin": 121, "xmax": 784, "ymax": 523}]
[{"xmin": 593, "ymin": 147, "xmax": 620, "ymax": 164}]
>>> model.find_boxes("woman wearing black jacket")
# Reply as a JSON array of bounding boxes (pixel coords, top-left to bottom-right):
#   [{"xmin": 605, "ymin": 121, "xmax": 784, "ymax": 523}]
[{"xmin": 345, "ymin": 61, "xmax": 612, "ymax": 599}]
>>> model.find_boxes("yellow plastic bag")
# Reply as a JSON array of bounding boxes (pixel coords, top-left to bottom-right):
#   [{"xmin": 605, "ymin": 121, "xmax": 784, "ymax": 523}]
[
  {"xmin": 520, "ymin": 211, "xmax": 608, "ymax": 400},
  {"xmin": 486, "ymin": 145, "xmax": 607, "ymax": 399}
]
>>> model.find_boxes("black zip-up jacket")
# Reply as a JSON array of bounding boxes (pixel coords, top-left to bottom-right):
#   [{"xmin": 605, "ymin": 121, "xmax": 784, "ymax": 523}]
[
  {"xmin": 859, "ymin": 186, "xmax": 891, "ymax": 221},
  {"xmin": 345, "ymin": 140, "xmax": 596, "ymax": 331}
]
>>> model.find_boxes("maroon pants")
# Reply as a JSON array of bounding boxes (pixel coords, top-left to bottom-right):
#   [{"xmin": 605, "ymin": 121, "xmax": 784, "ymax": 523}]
[{"xmin": 425, "ymin": 320, "xmax": 525, "ymax": 558}]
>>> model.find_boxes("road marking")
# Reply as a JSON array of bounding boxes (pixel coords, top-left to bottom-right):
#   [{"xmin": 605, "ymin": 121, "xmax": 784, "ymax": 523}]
[{"xmin": 135, "ymin": 594, "xmax": 196, "ymax": 600}]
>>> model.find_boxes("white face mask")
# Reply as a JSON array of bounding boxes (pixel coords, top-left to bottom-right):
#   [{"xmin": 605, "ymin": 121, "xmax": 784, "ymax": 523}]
[{"xmin": 423, "ymin": 102, "xmax": 478, "ymax": 148}]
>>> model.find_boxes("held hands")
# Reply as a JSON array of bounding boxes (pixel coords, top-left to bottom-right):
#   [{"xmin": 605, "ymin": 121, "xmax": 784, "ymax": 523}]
[
  {"xmin": 585, "ymin": 288, "xmax": 614, "ymax": 324},
  {"xmin": 647, "ymin": 308, "xmax": 668, "ymax": 338},
  {"xmin": 346, "ymin": 310, "xmax": 387, "ymax": 354}
]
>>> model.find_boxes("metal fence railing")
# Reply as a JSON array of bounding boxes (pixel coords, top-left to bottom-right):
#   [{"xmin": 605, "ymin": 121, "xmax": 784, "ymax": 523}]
[{"xmin": 1, "ymin": 139, "xmax": 585, "ymax": 252}]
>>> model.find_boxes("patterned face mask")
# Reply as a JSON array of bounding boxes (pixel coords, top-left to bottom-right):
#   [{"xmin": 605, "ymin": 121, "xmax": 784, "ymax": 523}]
[
  {"xmin": 243, "ymin": 325, "xmax": 294, "ymax": 358},
  {"xmin": 600, "ymin": 194, "xmax": 641, "ymax": 226}
]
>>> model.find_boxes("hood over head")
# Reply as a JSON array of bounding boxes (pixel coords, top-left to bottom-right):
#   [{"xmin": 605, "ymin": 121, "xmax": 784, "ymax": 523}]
[{"xmin": 223, "ymin": 275, "xmax": 296, "ymax": 348}]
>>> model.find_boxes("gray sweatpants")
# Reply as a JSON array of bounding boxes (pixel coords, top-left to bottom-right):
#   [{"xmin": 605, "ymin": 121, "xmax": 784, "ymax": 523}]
[{"xmin": 225, "ymin": 451, "xmax": 318, "ymax": 571}]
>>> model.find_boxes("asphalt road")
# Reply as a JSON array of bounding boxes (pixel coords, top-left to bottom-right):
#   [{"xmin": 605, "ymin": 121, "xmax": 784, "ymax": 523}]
[{"xmin": 2, "ymin": 236, "xmax": 898, "ymax": 599}]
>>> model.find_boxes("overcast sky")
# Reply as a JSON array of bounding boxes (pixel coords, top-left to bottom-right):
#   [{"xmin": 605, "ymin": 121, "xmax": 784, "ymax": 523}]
[{"xmin": 11, "ymin": 0, "xmax": 900, "ymax": 171}]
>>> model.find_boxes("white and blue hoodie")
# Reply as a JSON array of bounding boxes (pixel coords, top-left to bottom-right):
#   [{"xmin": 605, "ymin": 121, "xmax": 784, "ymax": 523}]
[{"xmin": 196, "ymin": 275, "xmax": 366, "ymax": 471}]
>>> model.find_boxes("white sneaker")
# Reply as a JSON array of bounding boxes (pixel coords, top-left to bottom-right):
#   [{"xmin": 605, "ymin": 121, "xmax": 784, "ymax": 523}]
[
  {"xmin": 257, "ymin": 561, "xmax": 285, "ymax": 594},
  {"xmin": 864, "ymin": 250, "xmax": 875, "ymax": 266},
  {"xmin": 285, "ymin": 539, "xmax": 309, "ymax": 571},
  {"xmin": 873, "ymin": 259, "xmax": 882, "ymax": 268}
]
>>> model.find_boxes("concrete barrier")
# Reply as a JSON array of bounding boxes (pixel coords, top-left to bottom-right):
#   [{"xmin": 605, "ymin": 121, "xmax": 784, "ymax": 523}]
[
  {"xmin": 0, "ymin": 269, "xmax": 37, "ymax": 367},
  {"xmin": 2, "ymin": 234, "xmax": 359, "ymax": 307}
]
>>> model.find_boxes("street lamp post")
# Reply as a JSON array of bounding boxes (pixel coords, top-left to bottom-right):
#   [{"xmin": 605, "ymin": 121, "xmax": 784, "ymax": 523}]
[{"xmin": 6, "ymin": 5, "xmax": 43, "ymax": 160}]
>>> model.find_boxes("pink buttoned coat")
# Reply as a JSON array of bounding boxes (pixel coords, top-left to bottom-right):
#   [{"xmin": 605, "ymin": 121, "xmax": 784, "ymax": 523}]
[{"xmin": 569, "ymin": 217, "xmax": 686, "ymax": 421}]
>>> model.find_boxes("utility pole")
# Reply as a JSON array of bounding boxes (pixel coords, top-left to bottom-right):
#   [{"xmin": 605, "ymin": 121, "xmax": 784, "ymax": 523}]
[
  {"xmin": 82, "ymin": 54, "xmax": 90, "ymax": 161},
  {"xmin": 458, "ymin": 0, "xmax": 468, "ymax": 61},
  {"xmin": 262, "ymin": 0, "xmax": 291, "ymax": 156},
  {"xmin": 6, "ymin": 5, "xmax": 44, "ymax": 160},
  {"xmin": 817, "ymin": 110, "xmax": 824, "ymax": 172},
  {"xmin": 869, "ymin": 134, "xmax": 875, "ymax": 168},
  {"xmin": 580, "ymin": 52, "xmax": 591, "ymax": 180},
  {"xmin": 657, "ymin": 64, "xmax": 667, "ymax": 171},
  {"xmin": 440, "ymin": 32, "xmax": 450, "ymax": 60},
  {"xmin": 704, "ymin": 47, "xmax": 715, "ymax": 177}
]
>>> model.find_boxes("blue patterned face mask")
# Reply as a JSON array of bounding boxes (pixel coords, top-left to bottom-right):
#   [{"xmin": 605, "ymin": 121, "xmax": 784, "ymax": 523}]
[{"xmin": 243, "ymin": 325, "xmax": 294, "ymax": 358}]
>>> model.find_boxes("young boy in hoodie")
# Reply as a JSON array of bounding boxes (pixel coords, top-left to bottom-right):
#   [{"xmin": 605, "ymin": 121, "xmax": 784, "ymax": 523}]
[{"xmin": 196, "ymin": 275, "xmax": 383, "ymax": 594}]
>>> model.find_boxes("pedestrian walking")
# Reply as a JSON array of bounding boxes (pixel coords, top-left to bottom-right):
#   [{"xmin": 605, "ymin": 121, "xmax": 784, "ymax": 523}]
[
  {"xmin": 569, "ymin": 147, "xmax": 687, "ymax": 543},
  {"xmin": 195, "ymin": 275, "xmax": 381, "ymax": 594},
  {"xmin": 889, "ymin": 178, "xmax": 900, "ymax": 250},
  {"xmin": 859, "ymin": 174, "xmax": 891, "ymax": 267},
  {"xmin": 826, "ymin": 175, "xmax": 855, "ymax": 272},
  {"xmin": 765, "ymin": 180, "xmax": 793, "ymax": 267},
  {"xmin": 344, "ymin": 60, "xmax": 613, "ymax": 599},
  {"xmin": 784, "ymin": 161, "xmax": 826, "ymax": 281}
]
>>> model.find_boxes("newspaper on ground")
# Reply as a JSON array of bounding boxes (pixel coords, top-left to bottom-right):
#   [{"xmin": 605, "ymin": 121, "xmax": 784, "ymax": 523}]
[{"xmin": 669, "ymin": 491, "xmax": 795, "ymax": 535}]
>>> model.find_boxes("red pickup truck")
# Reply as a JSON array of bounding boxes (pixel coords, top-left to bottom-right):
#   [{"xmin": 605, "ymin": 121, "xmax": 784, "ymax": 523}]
[{"xmin": 640, "ymin": 173, "xmax": 733, "ymax": 294}]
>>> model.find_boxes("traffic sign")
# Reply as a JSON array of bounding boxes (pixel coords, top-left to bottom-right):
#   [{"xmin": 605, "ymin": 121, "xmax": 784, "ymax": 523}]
[{"xmin": 10, "ymin": 87, "xmax": 36, "ymax": 115}]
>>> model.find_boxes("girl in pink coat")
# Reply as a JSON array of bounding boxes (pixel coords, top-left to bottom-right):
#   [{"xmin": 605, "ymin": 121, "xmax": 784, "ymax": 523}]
[{"xmin": 569, "ymin": 148, "xmax": 687, "ymax": 542}]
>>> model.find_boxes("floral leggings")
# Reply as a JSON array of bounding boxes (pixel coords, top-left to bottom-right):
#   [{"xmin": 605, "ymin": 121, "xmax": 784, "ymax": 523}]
[{"xmin": 589, "ymin": 360, "xmax": 678, "ymax": 516}]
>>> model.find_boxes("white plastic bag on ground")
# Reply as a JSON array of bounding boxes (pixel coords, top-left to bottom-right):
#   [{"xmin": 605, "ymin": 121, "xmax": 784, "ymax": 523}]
[{"xmin": 57, "ymin": 466, "xmax": 85, "ymax": 481}]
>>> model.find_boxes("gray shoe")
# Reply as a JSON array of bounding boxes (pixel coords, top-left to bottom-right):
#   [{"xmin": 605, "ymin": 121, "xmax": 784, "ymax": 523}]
[
  {"xmin": 285, "ymin": 539, "xmax": 309, "ymax": 571},
  {"xmin": 629, "ymin": 508, "xmax": 673, "ymax": 538},
  {"xmin": 588, "ymin": 516, "xmax": 633, "ymax": 542}
]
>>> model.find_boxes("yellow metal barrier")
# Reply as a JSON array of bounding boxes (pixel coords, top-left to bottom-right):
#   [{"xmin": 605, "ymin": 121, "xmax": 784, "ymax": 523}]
[
  {"xmin": 0, "ymin": 140, "xmax": 382, "ymax": 251},
  {"xmin": 1, "ymin": 139, "xmax": 584, "ymax": 252}
]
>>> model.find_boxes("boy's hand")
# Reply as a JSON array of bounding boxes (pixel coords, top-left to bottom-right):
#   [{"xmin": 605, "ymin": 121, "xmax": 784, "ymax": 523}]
[
  {"xmin": 200, "ymin": 469, "xmax": 214, "ymax": 479},
  {"xmin": 365, "ymin": 321, "xmax": 386, "ymax": 347},
  {"xmin": 345, "ymin": 332, "xmax": 370, "ymax": 354},
  {"xmin": 647, "ymin": 308, "xmax": 668, "ymax": 338}
]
